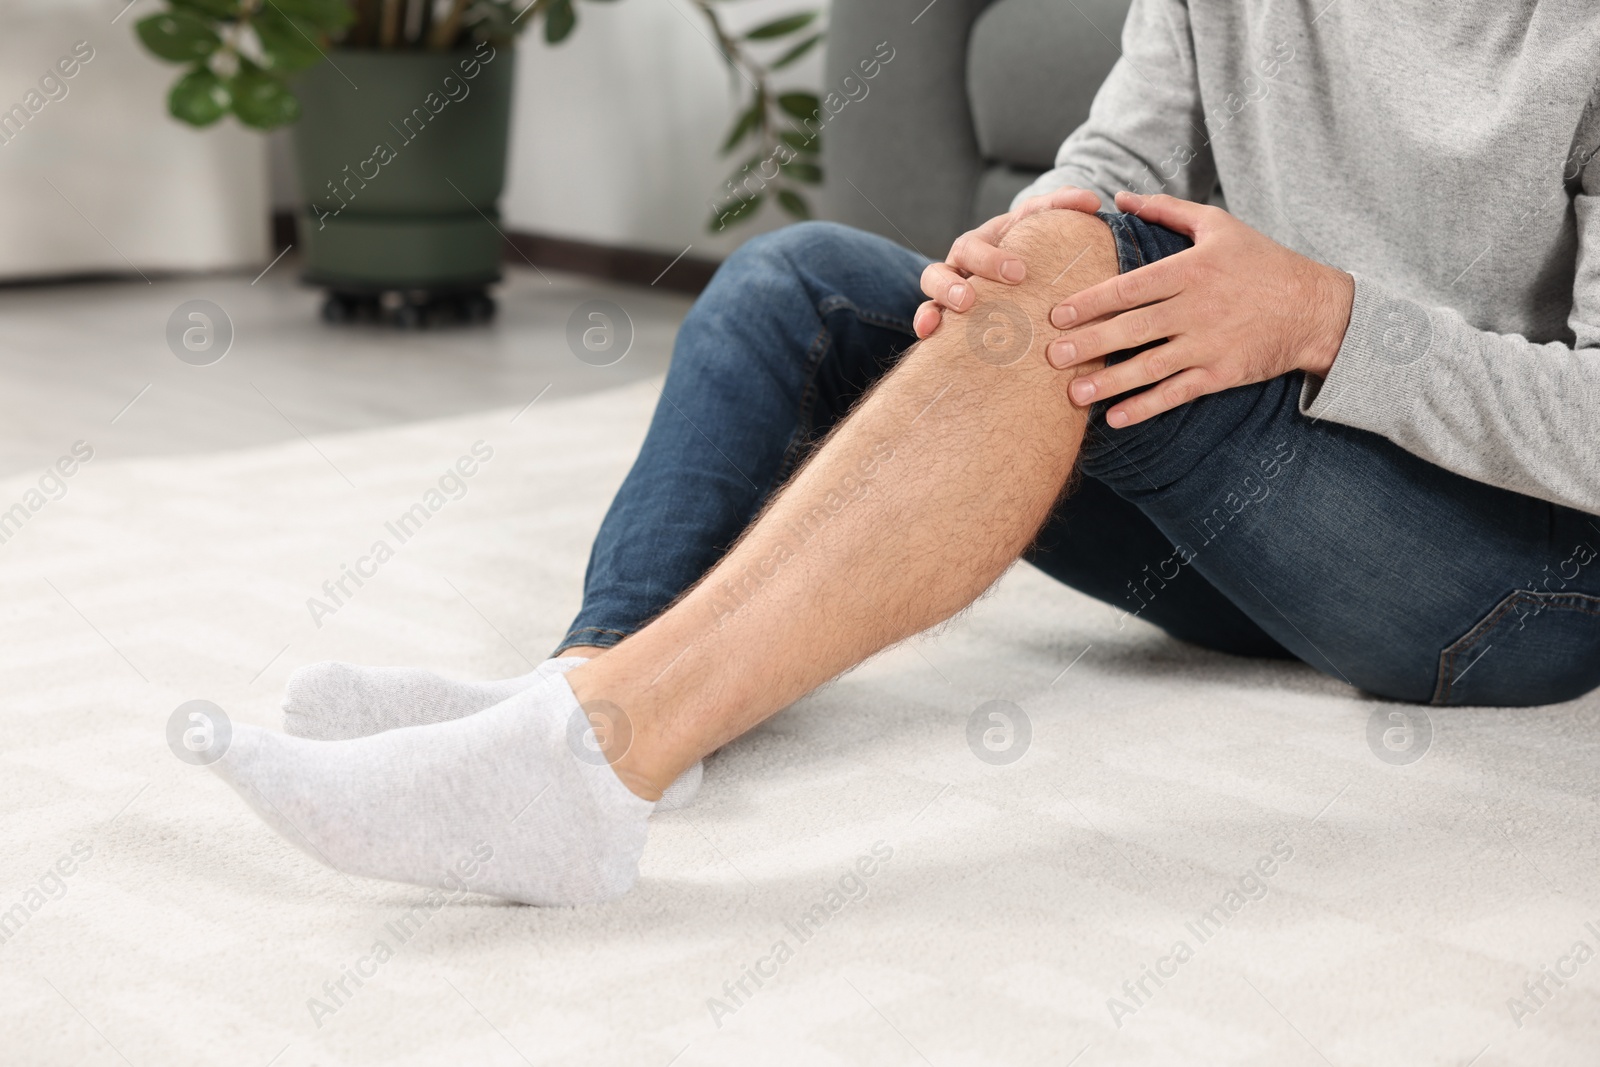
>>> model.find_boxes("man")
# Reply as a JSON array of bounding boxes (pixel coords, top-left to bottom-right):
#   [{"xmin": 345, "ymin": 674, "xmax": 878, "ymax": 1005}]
[{"xmin": 212, "ymin": 1, "xmax": 1600, "ymax": 905}]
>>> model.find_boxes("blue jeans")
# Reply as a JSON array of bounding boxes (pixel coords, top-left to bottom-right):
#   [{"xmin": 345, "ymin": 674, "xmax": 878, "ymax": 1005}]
[{"xmin": 563, "ymin": 217, "xmax": 1600, "ymax": 707}]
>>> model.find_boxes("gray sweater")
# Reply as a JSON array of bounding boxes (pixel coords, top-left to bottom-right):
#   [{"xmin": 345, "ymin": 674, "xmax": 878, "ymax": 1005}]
[{"xmin": 1017, "ymin": 0, "xmax": 1600, "ymax": 515}]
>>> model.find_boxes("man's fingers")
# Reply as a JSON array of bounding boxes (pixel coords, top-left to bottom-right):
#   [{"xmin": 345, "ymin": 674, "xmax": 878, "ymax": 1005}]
[
  {"xmin": 1004, "ymin": 188, "xmax": 1104, "ymax": 244},
  {"xmin": 1066, "ymin": 341, "xmax": 1193, "ymax": 406},
  {"xmin": 1050, "ymin": 257, "xmax": 1185, "ymax": 328},
  {"xmin": 1114, "ymin": 190, "xmax": 1216, "ymax": 235},
  {"xmin": 932, "ymin": 187, "xmax": 1102, "ymax": 297},
  {"xmin": 1047, "ymin": 299, "xmax": 1180, "ymax": 368},
  {"xmin": 1103, "ymin": 367, "xmax": 1218, "ymax": 427},
  {"xmin": 1018, "ymin": 186, "xmax": 1103, "ymax": 219},
  {"xmin": 947, "ymin": 231, "xmax": 1027, "ymax": 284},
  {"xmin": 920, "ymin": 262, "xmax": 976, "ymax": 311},
  {"xmin": 913, "ymin": 300, "xmax": 943, "ymax": 339},
  {"xmin": 972, "ymin": 209, "xmax": 1018, "ymax": 243}
]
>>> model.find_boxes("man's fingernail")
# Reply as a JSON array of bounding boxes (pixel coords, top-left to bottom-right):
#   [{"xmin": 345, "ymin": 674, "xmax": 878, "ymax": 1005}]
[
  {"xmin": 1049, "ymin": 341, "xmax": 1076, "ymax": 367},
  {"xmin": 1051, "ymin": 305, "xmax": 1077, "ymax": 328},
  {"xmin": 949, "ymin": 283, "xmax": 969, "ymax": 307},
  {"xmin": 1000, "ymin": 260, "xmax": 1025, "ymax": 283},
  {"xmin": 1107, "ymin": 408, "xmax": 1128, "ymax": 427},
  {"xmin": 1072, "ymin": 379, "xmax": 1096, "ymax": 402}
]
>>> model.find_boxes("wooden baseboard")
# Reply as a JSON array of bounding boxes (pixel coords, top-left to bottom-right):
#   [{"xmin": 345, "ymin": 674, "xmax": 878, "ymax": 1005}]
[
  {"xmin": 503, "ymin": 231, "xmax": 720, "ymax": 294},
  {"xmin": 270, "ymin": 211, "xmax": 720, "ymax": 294}
]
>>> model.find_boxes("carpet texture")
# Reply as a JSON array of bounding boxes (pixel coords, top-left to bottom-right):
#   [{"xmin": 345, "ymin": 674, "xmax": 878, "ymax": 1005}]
[{"xmin": 1, "ymin": 380, "xmax": 1597, "ymax": 1066}]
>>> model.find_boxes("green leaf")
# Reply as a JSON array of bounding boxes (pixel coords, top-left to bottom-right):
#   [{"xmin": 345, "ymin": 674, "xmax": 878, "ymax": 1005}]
[
  {"xmin": 776, "ymin": 188, "xmax": 810, "ymax": 220},
  {"xmin": 268, "ymin": 0, "xmax": 355, "ymax": 29},
  {"xmin": 779, "ymin": 128, "xmax": 819, "ymax": 154},
  {"xmin": 172, "ymin": 0, "xmax": 242, "ymax": 17},
  {"xmin": 744, "ymin": 11, "xmax": 815, "ymax": 40},
  {"xmin": 777, "ymin": 91, "xmax": 820, "ymax": 121},
  {"xmin": 169, "ymin": 66, "xmax": 231, "ymax": 125},
  {"xmin": 544, "ymin": 0, "xmax": 576, "ymax": 43},
  {"xmin": 709, "ymin": 193, "xmax": 762, "ymax": 232},
  {"xmin": 230, "ymin": 64, "xmax": 300, "ymax": 128},
  {"xmin": 770, "ymin": 31, "xmax": 822, "ymax": 69},
  {"xmin": 136, "ymin": 10, "xmax": 222, "ymax": 63},
  {"xmin": 720, "ymin": 95, "xmax": 763, "ymax": 155},
  {"xmin": 254, "ymin": 8, "xmax": 324, "ymax": 70},
  {"xmin": 779, "ymin": 159, "xmax": 822, "ymax": 184}
]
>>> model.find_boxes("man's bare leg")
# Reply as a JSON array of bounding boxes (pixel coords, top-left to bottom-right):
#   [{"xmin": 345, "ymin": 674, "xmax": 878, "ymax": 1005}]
[
  {"xmin": 206, "ymin": 209, "xmax": 1117, "ymax": 905},
  {"xmin": 573, "ymin": 209, "xmax": 1118, "ymax": 798}
]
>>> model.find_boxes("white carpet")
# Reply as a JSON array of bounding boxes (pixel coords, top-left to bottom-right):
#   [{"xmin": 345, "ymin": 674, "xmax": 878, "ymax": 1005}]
[{"xmin": 2, "ymin": 379, "xmax": 1597, "ymax": 1067}]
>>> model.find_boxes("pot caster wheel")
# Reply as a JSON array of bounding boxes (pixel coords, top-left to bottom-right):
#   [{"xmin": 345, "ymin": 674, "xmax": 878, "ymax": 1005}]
[
  {"xmin": 465, "ymin": 292, "xmax": 496, "ymax": 323},
  {"xmin": 322, "ymin": 292, "xmax": 361, "ymax": 324},
  {"xmin": 393, "ymin": 302, "xmax": 425, "ymax": 330}
]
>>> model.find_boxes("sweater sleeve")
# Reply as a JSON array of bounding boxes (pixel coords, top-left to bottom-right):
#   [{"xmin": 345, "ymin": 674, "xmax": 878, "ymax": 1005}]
[
  {"xmin": 1012, "ymin": 0, "xmax": 1217, "ymax": 210},
  {"xmin": 1300, "ymin": 195, "xmax": 1600, "ymax": 517}
]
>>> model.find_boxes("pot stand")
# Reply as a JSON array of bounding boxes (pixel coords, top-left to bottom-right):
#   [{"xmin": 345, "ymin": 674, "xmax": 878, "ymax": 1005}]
[{"xmin": 290, "ymin": 46, "xmax": 514, "ymax": 329}]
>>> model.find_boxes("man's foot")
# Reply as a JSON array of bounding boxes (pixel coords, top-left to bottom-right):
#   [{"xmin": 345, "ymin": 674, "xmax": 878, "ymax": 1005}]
[
  {"xmin": 283, "ymin": 657, "xmax": 705, "ymax": 810},
  {"xmin": 212, "ymin": 673, "xmax": 653, "ymax": 905}
]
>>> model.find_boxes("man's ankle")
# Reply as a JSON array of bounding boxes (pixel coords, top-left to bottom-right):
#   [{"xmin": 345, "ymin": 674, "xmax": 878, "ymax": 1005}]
[{"xmin": 566, "ymin": 662, "xmax": 694, "ymax": 802}]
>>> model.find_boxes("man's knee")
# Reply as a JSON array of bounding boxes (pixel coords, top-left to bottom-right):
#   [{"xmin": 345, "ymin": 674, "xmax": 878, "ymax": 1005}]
[
  {"xmin": 956, "ymin": 210, "xmax": 1118, "ymax": 372},
  {"xmin": 996, "ymin": 209, "xmax": 1119, "ymax": 298}
]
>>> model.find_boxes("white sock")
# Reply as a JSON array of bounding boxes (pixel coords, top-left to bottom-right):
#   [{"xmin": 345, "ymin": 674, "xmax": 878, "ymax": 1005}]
[
  {"xmin": 281, "ymin": 657, "xmax": 587, "ymax": 740},
  {"xmin": 212, "ymin": 674, "xmax": 653, "ymax": 905},
  {"xmin": 282, "ymin": 657, "xmax": 704, "ymax": 811}
]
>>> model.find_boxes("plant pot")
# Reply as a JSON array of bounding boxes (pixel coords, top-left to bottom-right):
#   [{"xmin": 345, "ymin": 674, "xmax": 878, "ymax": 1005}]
[{"xmin": 289, "ymin": 44, "xmax": 514, "ymax": 292}]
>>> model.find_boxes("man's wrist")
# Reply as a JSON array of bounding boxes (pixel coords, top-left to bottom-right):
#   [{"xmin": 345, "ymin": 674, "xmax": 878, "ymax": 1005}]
[{"xmin": 1300, "ymin": 266, "xmax": 1355, "ymax": 378}]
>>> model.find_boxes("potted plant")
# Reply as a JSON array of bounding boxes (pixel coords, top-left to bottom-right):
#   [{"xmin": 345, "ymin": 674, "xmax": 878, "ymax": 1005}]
[{"xmin": 134, "ymin": 0, "xmax": 826, "ymax": 327}]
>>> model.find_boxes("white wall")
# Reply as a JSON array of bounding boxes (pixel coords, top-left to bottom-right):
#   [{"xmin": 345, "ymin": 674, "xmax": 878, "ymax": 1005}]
[
  {"xmin": 2, "ymin": 0, "xmax": 824, "ymax": 278},
  {"xmin": 500, "ymin": 0, "xmax": 826, "ymax": 258},
  {"xmin": 0, "ymin": 0, "xmax": 269, "ymax": 280},
  {"xmin": 266, "ymin": 1, "xmax": 830, "ymax": 257}
]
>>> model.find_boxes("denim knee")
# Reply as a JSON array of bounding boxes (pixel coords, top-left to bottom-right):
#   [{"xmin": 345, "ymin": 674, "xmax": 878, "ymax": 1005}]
[
  {"xmin": 672, "ymin": 223, "xmax": 845, "ymax": 382},
  {"xmin": 715, "ymin": 221, "xmax": 910, "ymax": 302},
  {"xmin": 684, "ymin": 222, "xmax": 924, "ymax": 362}
]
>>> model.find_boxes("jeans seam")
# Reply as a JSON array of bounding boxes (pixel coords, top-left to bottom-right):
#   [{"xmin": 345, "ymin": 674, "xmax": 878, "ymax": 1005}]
[
  {"xmin": 1432, "ymin": 589, "xmax": 1600, "ymax": 704},
  {"xmin": 854, "ymin": 308, "xmax": 919, "ymax": 336},
  {"xmin": 777, "ymin": 320, "xmax": 835, "ymax": 482},
  {"xmin": 816, "ymin": 293, "xmax": 918, "ymax": 337}
]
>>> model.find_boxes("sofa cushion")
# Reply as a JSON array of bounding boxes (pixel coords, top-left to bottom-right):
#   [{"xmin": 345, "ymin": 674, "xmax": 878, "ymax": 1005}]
[
  {"xmin": 972, "ymin": 165, "xmax": 1041, "ymax": 226},
  {"xmin": 967, "ymin": 0, "xmax": 1132, "ymax": 171}
]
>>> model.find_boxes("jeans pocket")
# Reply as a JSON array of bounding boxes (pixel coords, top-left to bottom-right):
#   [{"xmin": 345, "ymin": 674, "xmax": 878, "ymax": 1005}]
[{"xmin": 1432, "ymin": 590, "xmax": 1600, "ymax": 707}]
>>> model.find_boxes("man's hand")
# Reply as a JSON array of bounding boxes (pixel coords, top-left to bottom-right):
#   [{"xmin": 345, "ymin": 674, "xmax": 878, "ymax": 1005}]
[
  {"xmin": 1046, "ymin": 191, "xmax": 1354, "ymax": 427},
  {"xmin": 913, "ymin": 186, "xmax": 1102, "ymax": 339}
]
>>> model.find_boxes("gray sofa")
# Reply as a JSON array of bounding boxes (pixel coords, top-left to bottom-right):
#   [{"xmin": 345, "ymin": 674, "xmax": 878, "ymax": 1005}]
[{"xmin": 818, "ymin": 0, "xmax": 1132, "ymax": 258}]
